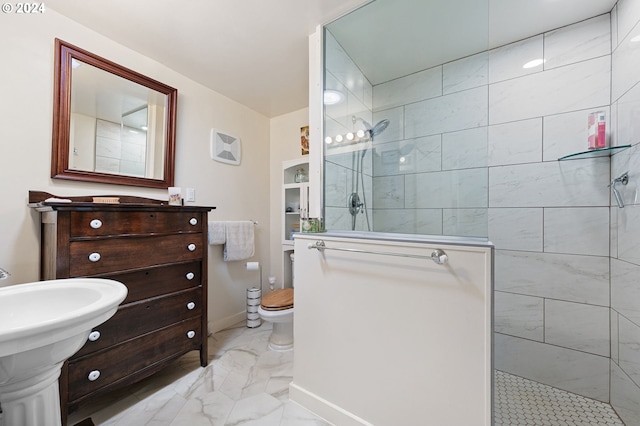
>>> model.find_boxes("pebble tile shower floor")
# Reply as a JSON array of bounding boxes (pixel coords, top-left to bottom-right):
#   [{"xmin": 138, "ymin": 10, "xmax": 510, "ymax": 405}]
[{"xmin": 494, "ymin": 370, "xmax": 625, "ymax": 425}]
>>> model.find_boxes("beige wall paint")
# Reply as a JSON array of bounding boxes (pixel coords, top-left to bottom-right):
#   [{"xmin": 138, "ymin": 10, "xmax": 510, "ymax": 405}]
[
  {"xmin": 0, "ymin": 10, "xmax": 271, "ymax": 334},
  {"xmin": 269, "ymin": 108, "xmax": 310, "ymax": 286}
]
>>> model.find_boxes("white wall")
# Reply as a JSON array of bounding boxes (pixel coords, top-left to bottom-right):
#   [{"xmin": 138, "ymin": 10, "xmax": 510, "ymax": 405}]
[
  {"xmin": 0, "ymin": 10, "xmax": 271, "ymax": 334},
  {"xmin": 291, "ymin": 233, "xmax": 493, "ymax": 426},
  {"xmin": 269, "ymin": 108, "xmax": 310, "ymax": 286}
]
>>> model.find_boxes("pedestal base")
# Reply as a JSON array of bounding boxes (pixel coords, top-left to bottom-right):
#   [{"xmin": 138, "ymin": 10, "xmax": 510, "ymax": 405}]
[{"xmin": 0, "ymin": 365, "xmax": 62, "ymax": 426}]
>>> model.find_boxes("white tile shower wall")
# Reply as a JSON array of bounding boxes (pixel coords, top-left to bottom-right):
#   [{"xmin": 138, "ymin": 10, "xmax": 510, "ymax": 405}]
[
  {"xmin": 611, "ymin": 361, "xmax": 640, "ymax": 426},
  {"xmin": 487, "ymin": 208, "xmax": 543, "ymax": 252},
  {"xmin": 494, "ymin": 291, "xmax": 544, "ymax": 341},
  {"xmin": 368, "ymin": 19, "xmax": 616, "ymax": 401},
  {"xmin": 543, "ymin": 207, "xmax": 609, "ymax": 256},
  {"xmin": 494, "ymin": 250, "xmax": 610, "ymax": 306},
  {"xmin": 442, "ymin": 51, "xmax": 488, "ymax": 95},
  {"xmin": 372, "ymin": 66, "xmax": 441, "ymax": 111},
  {"xmin": 544, "ymin": 299, "xmax": 610, "ymax": 357},
  {"xmin": 404, "ymin": 86, "xmax": 488, "ymax": 138},
  {"xmin": 489, "ymin": 55, "xmax": 611, "ymax": 125},
  {"xmin": 610, "ymin": 1, "xmax": 640, "ymax": 422},
  {"xmin": 489, "ymin": 15, "xmax": 611, "ymax": 401},
  {"xmin": 543, "ymin": 15, "xmax": 611, "ymax": 71},
  {"xmin": 488, "ymin": 118, "xmax": 542, "ymax": 166}
]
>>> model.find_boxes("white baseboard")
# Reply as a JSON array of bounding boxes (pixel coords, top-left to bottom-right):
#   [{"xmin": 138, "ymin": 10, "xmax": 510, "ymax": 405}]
[
  {"xmin": 289, "ymin": 382, "xmax": 372, "ymax": 426},
  {"xmin": 208, "ymin": 311, "xmax": 246, "ymax": 335}
]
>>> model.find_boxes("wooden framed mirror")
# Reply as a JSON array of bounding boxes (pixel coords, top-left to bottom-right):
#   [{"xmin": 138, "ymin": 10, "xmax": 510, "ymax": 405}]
[{"xmin": 51, "ymin": 38, "xmax": 177, "ymax": 188}]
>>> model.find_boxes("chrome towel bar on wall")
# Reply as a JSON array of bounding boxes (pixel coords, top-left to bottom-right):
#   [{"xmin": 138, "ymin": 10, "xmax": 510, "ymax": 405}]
[{"xmin": 306, "ymin": 240, "xmax": 448, "ymax": 265}]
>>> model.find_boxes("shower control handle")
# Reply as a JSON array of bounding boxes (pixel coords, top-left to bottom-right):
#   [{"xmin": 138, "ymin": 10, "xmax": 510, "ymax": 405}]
[{"xmin": 431, "ymin": 249, "xmax": 448, "ymax": 265}]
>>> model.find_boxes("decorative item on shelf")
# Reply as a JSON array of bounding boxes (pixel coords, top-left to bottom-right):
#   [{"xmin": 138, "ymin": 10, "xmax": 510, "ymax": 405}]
[
  {"xmin": 294, "ymin": 167, "xmax": 307, "ymax": 183},
  {"xmin": 168, "ymin": 187, "xmax": 182, "ymax": 205},
  {"xmin": 92, "ymin": 197, "xmax": 120, "ymax": 204},
  {"xmin": 300, "ymin": 125, "xmax": 309, "ymax": 155},
  {"xmin": 290, "ymin": 223, "xmax": 300, "ymax": 240},
  {"xmin": 301, "ymin": 218, "xmax": 325, "ymax": 233}
]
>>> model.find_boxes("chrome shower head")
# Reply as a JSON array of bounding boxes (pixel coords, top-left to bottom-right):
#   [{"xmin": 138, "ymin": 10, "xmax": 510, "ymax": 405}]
[{"xmin": 370, "ymin": 119, "xmax": 390, "ymax": 137}]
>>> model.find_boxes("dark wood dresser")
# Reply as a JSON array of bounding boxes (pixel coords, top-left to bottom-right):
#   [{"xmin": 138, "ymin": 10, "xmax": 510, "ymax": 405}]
[{"xmin": 29, "ymin": 192, "xmax": 214, "ymax": 425}]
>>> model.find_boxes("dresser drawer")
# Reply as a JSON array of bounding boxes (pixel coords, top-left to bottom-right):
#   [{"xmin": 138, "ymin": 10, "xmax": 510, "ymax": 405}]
[
  {"xmin": 70, "ymin": 211, "xmax": 203, "ymax": 237},
  {"xmin": 98, "ymin": 262, "xmax": 201, "ymax": 304},
  {"xmin": 74, "ymin": 288, "xmax": 202, "ymax": 357},
  {"xmin": 67, "ymin": 318, "xmax": 202, "ymax": 402},
  {"xmin": 69, "ymin": 234, "xmax": 203, "ymax": 276}
]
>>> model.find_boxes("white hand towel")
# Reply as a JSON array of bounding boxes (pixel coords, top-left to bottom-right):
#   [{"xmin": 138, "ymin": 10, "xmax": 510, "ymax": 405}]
[
  {"xmin": 224, "ymin": 221, "xmax": 255, "ymax": 261},
  {"xmin": 208, "ymin": 221, "xmax": 226, "ymax": 245}
]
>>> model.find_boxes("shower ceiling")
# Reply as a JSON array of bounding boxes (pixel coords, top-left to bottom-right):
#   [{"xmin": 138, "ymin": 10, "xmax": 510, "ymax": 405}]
[
  {"xmin": 329, "ymin": 0, "xmax": 619, "ymax": 85},
  {"xmin": 49, "ymin": 0, "xmax": 618, "ymax": 116}
]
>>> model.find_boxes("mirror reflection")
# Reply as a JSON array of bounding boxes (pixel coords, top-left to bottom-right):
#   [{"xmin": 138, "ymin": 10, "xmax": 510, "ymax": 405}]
[{"xmin": 69, "ymin": 58, "xmax": 167, "ymax": 179}]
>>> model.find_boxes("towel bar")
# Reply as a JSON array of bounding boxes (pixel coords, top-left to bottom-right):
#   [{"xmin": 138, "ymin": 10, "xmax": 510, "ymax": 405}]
[{"xmin": 307, "ymin": 240, "xmax": 448, "ymax": 264}]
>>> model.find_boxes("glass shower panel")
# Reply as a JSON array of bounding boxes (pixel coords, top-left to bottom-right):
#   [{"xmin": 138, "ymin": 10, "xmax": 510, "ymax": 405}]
[
  {"xmin": 323, "ymin": 28, "xmax": 374, "ymax": 232},
  {"xmin": 323, "ymin": 0, "xmax": 489, "ymax": 238}
]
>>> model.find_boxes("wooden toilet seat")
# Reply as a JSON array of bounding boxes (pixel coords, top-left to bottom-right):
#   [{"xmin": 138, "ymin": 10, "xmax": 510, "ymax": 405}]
[{"xmin": 261, "ymin": 288, "xmax": 294, "ymax": 311}]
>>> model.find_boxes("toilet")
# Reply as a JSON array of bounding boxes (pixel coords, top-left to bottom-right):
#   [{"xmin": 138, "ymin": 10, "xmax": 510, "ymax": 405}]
[{"xmin": 258, "ymin": 254, "xmax": 294, "ymax": 351}]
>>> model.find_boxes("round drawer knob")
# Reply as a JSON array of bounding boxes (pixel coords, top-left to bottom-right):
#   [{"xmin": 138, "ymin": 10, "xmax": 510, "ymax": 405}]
[
  {"xmin": 187, "ymin": 243, "xmax": 196, "ymax": 251},
  {"xmin": 88, "ymin": 370, "xmax": 101, "ymax": 381},
  {"xmin": 185, "ymin": 272, "xmax": 195, "ymax": 280},
  {"xmin": 88, "ymin": 252, "xmax": 101, "ymax": 262},
  {"xmin": 88, "ymin": 331, "xmax": 101, "ymax": 342},
  {"xmin": 186, "ymin": 302, "xmax": 196, "ymax": 310},
  {"xmin": 189, "ymin": 218, "xmax": 198, "ymax": 226},
  {"xmin": 186, "ymin": 330, "xmax": 196, "ymax": 339},
  {"xmin": 90, "ymin": 219, "xmax": 103, "ymax": 229}
]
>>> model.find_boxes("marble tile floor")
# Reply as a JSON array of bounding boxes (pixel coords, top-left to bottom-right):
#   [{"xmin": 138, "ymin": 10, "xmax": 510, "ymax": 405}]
[
  {"xmin": 68, "ymin": 322, "xmax": 626, "ymax": 426},
  {"xmin": 494, "ymin": 370, "xmax": 625, "ymax": 425},
  {"xmin": 67, "ymin": 322, "xmax": 330, "ymax": 426}
]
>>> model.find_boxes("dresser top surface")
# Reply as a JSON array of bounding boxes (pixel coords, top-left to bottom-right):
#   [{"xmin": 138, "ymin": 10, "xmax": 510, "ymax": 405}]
[{"xmin": 28, "ymin": 191, "xmax": 215, "ymax": 212}]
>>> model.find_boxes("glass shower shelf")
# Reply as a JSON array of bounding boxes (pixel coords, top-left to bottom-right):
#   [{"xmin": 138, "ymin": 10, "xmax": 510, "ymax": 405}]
[{"xmin": 558, "ymin": 145, "xmax": 630, "ymax": 161}]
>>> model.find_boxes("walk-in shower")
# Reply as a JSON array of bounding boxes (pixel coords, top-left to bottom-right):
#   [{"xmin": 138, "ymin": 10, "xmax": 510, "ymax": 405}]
[{"xmin": 322, "ymin": 0, "xmax": 635, "ymax": 424}]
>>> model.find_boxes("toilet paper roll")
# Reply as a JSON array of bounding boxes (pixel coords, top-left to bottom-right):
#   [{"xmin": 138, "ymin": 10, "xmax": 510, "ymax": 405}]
[
  {"xmin": 246, "ymin": 312, "xmax": 260, "ymax": 321},
  {"xmin": 246, "ymin": 262, "xmax": 260, "ymax": 271},
  {"xmin": 246, "ymin": 318, "xmax": 261, "ymax": 328},
  {"xmin": 247, "ymin": 287, "xmax": 261, "ymax": 298},
  {"xmin": 246, "ymin": 304, "xmax": 259, "ymax": 313}
]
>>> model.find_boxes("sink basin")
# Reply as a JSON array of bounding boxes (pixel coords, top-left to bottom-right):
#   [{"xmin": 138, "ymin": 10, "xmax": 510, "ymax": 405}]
[{"xmin": 0, "ymin": 278, "xmax": 127, "ymax": 426}]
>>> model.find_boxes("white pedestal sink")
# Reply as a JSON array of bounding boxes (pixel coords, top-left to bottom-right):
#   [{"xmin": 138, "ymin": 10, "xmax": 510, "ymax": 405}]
[{"xmin": 0, "ymin": 278, "xmax": 127, "ymax": 426}]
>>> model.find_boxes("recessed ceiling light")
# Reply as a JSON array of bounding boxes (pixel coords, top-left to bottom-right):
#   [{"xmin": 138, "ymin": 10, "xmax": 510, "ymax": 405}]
[
  {"xmin": 523, "ymin": 58, "xmax": 545, "ymax": 69},
  {"xmin": 323, "ymin": 90, "xmax": 344, "ymax": 105}
]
